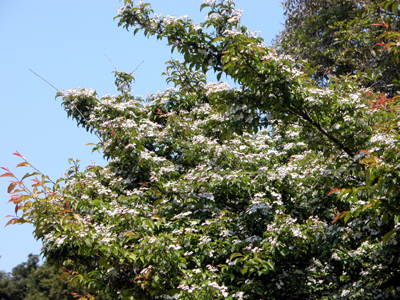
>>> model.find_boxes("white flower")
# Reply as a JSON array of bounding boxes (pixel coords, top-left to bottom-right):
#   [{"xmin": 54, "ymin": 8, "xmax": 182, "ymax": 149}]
[
  {"xmin": 227, "ymin": 16, "xmax": 240, "ymax": 23},
  {"xmin": 340, "ymin": 289, "xmax": 351, "ymax": 297}
]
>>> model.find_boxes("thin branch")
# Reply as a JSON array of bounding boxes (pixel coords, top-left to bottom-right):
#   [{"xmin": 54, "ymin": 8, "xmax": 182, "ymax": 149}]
[
  {"xmin": 29, "ymin": 69, "xmax": 103, "ymax": 144},
  {"xmin": 130, "ymin": 60, "xmax": 144, "ymax": 75},
  {"xmin": 29, "ymin": 69, "xmax": 60, "ymax": 92},
  {"xmin": 104, "ymin": 54, "xmax": 118, "ymax": 72}
]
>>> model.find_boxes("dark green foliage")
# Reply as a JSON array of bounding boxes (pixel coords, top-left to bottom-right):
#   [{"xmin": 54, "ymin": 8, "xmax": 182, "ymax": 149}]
[{"xmin": 0, "ymin": 255, "xmax": 101, "ymax": 300}]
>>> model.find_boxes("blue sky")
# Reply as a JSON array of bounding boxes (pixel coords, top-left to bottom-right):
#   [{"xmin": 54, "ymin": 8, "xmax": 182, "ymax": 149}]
[{"xmin": 0, "ymin": 0, "xmax": 284, "ymax": 272}]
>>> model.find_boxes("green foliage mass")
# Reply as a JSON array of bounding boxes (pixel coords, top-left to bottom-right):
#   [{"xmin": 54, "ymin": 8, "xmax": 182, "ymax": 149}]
[
  {"xmin": 3, "ymin": 0, "xmax": 400, "ymax": 299},
  {"xmin": 0, "ymin": 254, "xmax": 98, "ymax": 300}
]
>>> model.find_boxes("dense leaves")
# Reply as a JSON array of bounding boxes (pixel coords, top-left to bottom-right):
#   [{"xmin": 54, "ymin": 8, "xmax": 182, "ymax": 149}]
[{"xmin": 2, "ymin": 0, "xmax": 400, "ymax": 299}]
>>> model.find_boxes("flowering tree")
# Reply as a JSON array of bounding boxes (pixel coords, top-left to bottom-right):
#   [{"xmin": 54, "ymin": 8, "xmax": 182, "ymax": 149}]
[{"xmin": 2, "ymin": 0, "xmax": 400, "ymax": 299}]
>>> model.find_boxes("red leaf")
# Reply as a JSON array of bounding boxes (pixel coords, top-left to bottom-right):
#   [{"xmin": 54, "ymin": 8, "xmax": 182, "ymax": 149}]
[
  {"xmin": 328, "ymin": 188, "xmax": 341, "ymax": 195},
  {"xmin": 65, "ymin": 201, "xmax": 70, "ymax": 208},
  {"xmin": 31, "ymin": 178, "xmax": 42, "ymax": 184},
  {"xmin": 15, "ymin": 204, "xmax": 19, "ymax": 215},
  {"xmin": 1, "ymin": 167, "xmax": 10, "ymax": 171},
  {"xmin": 376, "ymin": 42, "xmax": 386, "ymax": 46},
  {"xmin": 4, "ymin": 218, "xmax": 20, "ymax": 227},
  {"xmin": 372, "ymin": 23, "xmax": 383, "ymax": 26},
  {"xmin": 13, "ymin": 151, "xmax": 26, "ymax": 160},
  {"xmin": 62, "ymin": 266, "xmax": 73, "ymax": 273},
  {"xmin": 59, "ymin": 272, "xmax": 71, "ymax": 281}
]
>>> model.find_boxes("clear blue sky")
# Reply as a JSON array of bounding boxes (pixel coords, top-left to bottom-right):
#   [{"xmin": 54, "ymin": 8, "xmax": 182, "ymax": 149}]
[{"xmin": 0, "ymin": 0, "xmax": 284, "ymax": 273}]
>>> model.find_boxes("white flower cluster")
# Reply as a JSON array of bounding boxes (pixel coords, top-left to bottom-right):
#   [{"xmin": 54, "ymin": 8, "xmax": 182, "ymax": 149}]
[
  {"xmin": 204, "ymin": 81, "xmax": 231, "ymax": 96},
  {"xmin": 60, "ymin": 87, "xmax": 96, "ymax": 99}
]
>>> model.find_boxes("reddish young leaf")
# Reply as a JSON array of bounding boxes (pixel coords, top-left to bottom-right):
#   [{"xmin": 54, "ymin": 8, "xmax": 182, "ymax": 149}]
[
  {"xmin": 14, "ymin": 203, "xmax": 19, "ymax": 215},
  {"xmin": 328, "ymin": 188, "xmax": 341, "ymax": 195},
  {"xmin": 376, "ymin": 42, "xmax": 386, "ymax": 46},
  {"xmin": 59, "ymin": 272, "xmax": 71, "ymax": 281},
  {"xmin": 4, "ymin": 218, "xmax": 20, "ymax": 227},
  {"xmin": 13, "ymin": 151, "xmax": 26, "ymax": 160},
  {"xmin": 31, "ymin": 178, "xmax": 42, "ymax": 185}
]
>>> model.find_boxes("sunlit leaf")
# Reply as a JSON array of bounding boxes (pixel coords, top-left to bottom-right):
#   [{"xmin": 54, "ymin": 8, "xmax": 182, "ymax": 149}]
[
  {"xmin": 15, "ymin": 162, "xmax": 31, "ymax": 168},
  {"xmin": 383, "ymin": 230, "xmax": 396, "ymax": 243},
  {"xmin": 0, "ymin": 173, "xmax": 14, "ymax": 178},
  {"xmin": 328, "ymin": 188, "xmax": 341, "ymax": 195},
  {"xmin": 8, "ymin": 195, "xmax": 31, "ymax": 204}
]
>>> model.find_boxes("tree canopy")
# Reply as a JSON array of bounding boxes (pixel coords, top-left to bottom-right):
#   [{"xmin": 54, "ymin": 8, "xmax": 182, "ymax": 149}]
[{"xmin": 2, "ymin": 0, "xmax": 400, "ymax": 299}]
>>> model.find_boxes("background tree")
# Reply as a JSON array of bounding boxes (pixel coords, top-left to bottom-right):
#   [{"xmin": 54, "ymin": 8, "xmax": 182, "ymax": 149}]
[
  {"xmin": 276, "ymin": 0, "xmax": 400, "ymax": 95},
  {"xmin": 2, "ymin": 0, "xmax": 400, "ymax": 299},
  {"xmin": 0, "ymin": 255, "xmax": 100, "ymax": 300}
]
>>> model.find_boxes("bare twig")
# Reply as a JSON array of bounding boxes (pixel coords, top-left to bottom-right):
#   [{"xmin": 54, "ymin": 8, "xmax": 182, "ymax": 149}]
[
  {"xmin": 29, "ymin": 69, "xmax": 60, "ymax": 92},
  {"xmin": 29, "ymin": 69, "xmax": 103, "ymax": 144},
  {"xmin": 104, "ymin": 54, "xmax": 118, "ymax": 72},
  {"xmin": 130, "ymin": 60, "xmax": 144, "ymax": 75}
]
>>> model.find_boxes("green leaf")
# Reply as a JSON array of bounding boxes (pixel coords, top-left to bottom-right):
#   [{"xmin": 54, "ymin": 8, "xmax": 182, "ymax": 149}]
[
  {"xmin": 383, "ymin": 230, "xmax": 396, "ymax": 243},
  {"xmin": 212, "ymin": 36, "xmax": 224, "ymax": 43},
  {"xmin": 230, "ymin": 252, "xmax": 243, "ymax": 260},
  {"xmin": 200, "ymin": 3, "xmax": 209, "ymax": 11},
  {"xmin": 344, "ymin": 211, "xmax": 351, "ymax": 224},
  {"xmin": 382, "ymin": 213, "xmax": 388, "ymax": 225},
  {"xmin": 392, "ymin": 1, "xmax": 399, "ymax": 13},
  {"xmin": 99, "ymin": 257, "xmax": 108, "ymax": 267}
]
